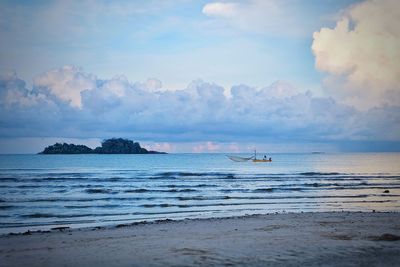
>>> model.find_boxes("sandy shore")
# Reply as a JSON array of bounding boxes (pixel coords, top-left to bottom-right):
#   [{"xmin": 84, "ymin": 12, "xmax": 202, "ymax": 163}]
[{"xmin": 1, "ymin": 212, "xmax": 400, "ymax": 267}]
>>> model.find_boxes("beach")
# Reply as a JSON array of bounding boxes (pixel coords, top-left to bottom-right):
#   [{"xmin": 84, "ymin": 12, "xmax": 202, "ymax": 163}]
[{"xmin": 1, "ymin": 212, "xmax": 400, "ymax": 267}]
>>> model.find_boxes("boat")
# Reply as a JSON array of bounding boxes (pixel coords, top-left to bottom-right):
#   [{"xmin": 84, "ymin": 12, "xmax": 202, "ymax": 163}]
[
  {"xmin": 252, "ymin": 150, "xmax": 272, "ymax": 163},
  {"xmin": 227, "ymin": 150, "xmax": 272, "ymax": 162}
]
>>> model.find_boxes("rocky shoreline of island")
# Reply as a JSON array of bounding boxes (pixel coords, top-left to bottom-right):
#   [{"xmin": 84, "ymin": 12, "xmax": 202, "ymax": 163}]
[{"xmin": 39, "ymin": 138, "xmax": 166, "ymax": 154}]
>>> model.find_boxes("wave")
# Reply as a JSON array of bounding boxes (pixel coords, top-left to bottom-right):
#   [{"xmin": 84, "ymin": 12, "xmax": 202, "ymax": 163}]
[
  {"xmin": 0, "ymin": 178, "xmax": 20, "ymax": 182},
  {"xmin": 151, "ymin": 172, "xmax": 237, "ymax": 180},
  {"xmin": 299, "ymin": 172, "xmax": 341, "ymax": 176},
  {"xmin": 140, "ymin": 199, "xmax": 397, "ymax": 209},
  {"xmin": 85, "ymin": 188, "xmax": 114, "ymax": 194},
  {"xmin": 20, "ymin": 212, "xmax": 131, "ymax": 219},
  {"xmin": 64, "ymin": 204, "xmax": 121, "ymax": 209},
  {"xmin": 160, "ymin": 184, "xmax": 218, "ymax": 188},
  {"xmin": 253, "ymin": 188, "xmax": 274, "ymax": 192},
  {"xmin": 219, "ymin": 187, "xmax": 304, "ymax": 193},
  {"xmin": 6, "ymin": 193, "xmax": 397, "ymax": 206},
  {"xmin": 0, "ymin": 205, "xmax": 15, "ymax": 210},
  {"xmin": 123, "ymin": 188, "xmax": 198, "ymax": 193},
  {"xmin": 2, "ymin": 174, "xmax": 399, "ymax": 186},
  {"xmin": 158, "ymin": 171, "xmax": 231, "ymax": 177},
  {"xmin": 124, "ymin": 189, "xmax": 150, "ymax": 193}
]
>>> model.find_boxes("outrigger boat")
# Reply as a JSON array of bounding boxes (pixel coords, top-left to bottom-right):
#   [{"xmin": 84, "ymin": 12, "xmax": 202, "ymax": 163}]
[{"xmin": 227, "ymin": 150, "xmax": 272, "ymax": 162}]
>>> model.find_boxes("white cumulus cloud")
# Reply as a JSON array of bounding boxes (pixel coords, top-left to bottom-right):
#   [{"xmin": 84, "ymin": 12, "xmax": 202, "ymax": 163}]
[
  {"xmin": 33, "ymin": 65, "xmax": 96, "ymax": 108},
  {"xmin": 312, "ymin": 0, "xmax": 400, "ymax": 109},
  {"xmin": 136, "ymin": 78, "xmax": 163, "ymax": 92}
]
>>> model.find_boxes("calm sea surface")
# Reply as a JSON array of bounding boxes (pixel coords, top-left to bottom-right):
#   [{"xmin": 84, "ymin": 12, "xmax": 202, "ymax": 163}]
[{"xmin": 0, "ymin": 153, "xmax": 399, "ymax": 233}]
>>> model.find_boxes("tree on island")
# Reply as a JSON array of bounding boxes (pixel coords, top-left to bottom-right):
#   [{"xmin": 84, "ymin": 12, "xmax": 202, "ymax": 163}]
[
  {"xmin": 39, "ymin": 138, "xmax": 165, "ymax": 154},
  {"xmin": 40, "ymin": 143, "xmax": 93, "ymax": 154},
  {"xmin": 93, "ymin": 138, "xmax": 149, "ymax": 154}
]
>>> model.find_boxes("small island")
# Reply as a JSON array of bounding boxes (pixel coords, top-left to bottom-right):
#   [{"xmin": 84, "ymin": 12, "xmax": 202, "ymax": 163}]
[{"xmin": 39, "ymin": 138, "xmax": 166, "ymax": 154}]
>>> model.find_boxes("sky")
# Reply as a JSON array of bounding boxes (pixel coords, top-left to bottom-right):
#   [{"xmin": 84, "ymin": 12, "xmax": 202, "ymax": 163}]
[{"xmin": 0, "ymin": 0, "xmax": 399, "ymax": 153}]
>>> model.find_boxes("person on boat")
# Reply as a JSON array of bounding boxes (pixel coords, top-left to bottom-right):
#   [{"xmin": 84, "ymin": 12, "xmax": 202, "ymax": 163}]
[
  {"xmin": 269, "ymin": 157, "xmax": 272, "ymax": 161},
  {"xmin": 263, "ymin": 155, "xmax": 267, "ymax": 160}
]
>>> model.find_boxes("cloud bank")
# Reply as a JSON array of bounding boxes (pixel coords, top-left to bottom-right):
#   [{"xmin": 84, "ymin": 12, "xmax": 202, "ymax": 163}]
[
  {"xmin": 312, "ymin": 0, "xmax": 400, "ymax": 109},
  {"xmin": 1, "ymin": 66, "xmax": 399, "ymax": 151}
]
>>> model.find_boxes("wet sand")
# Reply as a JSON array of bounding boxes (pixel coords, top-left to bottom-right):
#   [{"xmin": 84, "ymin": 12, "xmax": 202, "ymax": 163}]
[{"xmin": 1, "ymin": 212, "xmax": 400, "ymax": 267}]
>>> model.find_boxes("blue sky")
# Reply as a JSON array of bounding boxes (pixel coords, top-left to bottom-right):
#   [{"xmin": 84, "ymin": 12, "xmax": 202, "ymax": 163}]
[
  {"xmin": 0, "ymin": 0, "xmax": 355, "ymax": 89},
  {"xmin": 0, "ymin": 0, "xmax": 399, "ymax": 153}
]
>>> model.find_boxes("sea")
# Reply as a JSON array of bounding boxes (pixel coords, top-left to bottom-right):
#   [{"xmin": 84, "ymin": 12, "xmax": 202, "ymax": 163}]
[{"xmin": 0, "ymin": 153, "xmax": 399, "ymax": 234}]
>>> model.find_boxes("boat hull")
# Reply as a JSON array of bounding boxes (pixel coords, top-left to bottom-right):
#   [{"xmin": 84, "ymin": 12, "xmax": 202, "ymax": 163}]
[{"xmin": 253, "ymin": 159, "xmax": 272, "ymax": 162}]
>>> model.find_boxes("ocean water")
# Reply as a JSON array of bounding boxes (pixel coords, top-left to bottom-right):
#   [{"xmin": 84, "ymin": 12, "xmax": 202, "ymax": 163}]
[{"xmin": 0, "ymin": 153, "xmax": 399, "ymax": 233}]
